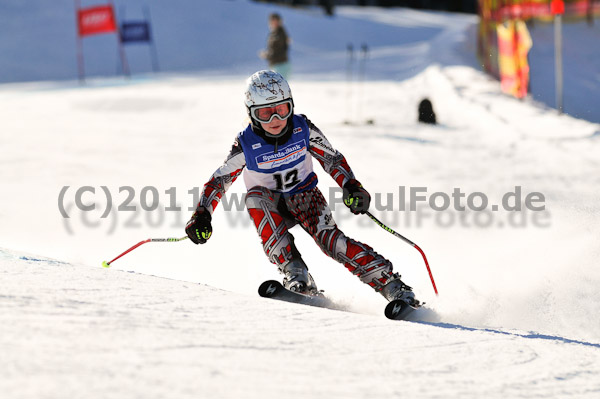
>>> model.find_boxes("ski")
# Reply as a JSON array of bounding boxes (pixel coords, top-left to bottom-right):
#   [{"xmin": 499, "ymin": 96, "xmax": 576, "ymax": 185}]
[
  {"xmin": 258, "ymin": 280, "xmax": 335, "ymax": 310},
  {"xmin": 384, "ymin": 299, "xmax": 421, "ymax": 321},
  {"xmin": 259, "ymin": 280, "xmax": 425, "ymax": 321}
]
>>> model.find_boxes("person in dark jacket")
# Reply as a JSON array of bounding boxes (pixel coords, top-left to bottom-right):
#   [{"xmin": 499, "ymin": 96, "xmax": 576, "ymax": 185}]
[{"xmin": 259, "ymin": 13, "xmax": 291, "ymax": 79}]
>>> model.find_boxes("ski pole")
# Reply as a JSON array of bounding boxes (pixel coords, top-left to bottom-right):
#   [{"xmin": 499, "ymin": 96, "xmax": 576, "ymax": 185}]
[
  {"xmin": 357, "ymin": 43, "xmax": 368, "ymax": 122},
  {"xmin": 366, "ymin": 211, "xmax": 439, "ymax": 296},
  {"xmin": 102, "ymin": 236, "xmax": 188, "ymax": 268},
  {"xmin": 344, "ymin": 43, "xmax": 354, "ymax": 124}
]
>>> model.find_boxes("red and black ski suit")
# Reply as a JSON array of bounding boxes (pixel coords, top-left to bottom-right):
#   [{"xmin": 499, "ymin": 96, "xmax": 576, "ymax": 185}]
[{"xmin": 196, "ymin": 114, "xmax": 395, "ymax": 292}]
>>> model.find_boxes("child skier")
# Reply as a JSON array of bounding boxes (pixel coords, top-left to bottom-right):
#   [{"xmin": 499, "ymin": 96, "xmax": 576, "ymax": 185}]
[{"xmin": 185, "ymin": 70, "xmax": 416, "ymax": 306}]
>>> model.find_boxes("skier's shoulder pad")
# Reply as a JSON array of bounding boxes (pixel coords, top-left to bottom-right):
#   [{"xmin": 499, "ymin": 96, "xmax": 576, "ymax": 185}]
[
  {"xmin": 296, "ymin": 113, "xmax": 311, "ymax": 126},
  {"xmin": 238, "ymin": 124, "xmax": 253, "ymax": 139},
  {"xmin": 299, "ymin": 114, "xmax": 323, "ymax": 135},
  {"xmin": 225, "ymin": 130, "xmax": 247, "ymax": 160}
]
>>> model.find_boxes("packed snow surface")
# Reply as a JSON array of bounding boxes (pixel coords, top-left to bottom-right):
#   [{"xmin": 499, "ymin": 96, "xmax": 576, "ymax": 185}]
[{"xmin": 1, "ymin": 1, "xmax": 599, "ymax": 398}]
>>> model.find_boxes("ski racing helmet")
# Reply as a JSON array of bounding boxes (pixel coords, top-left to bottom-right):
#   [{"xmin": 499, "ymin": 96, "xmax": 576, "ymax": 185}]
[{"xmin": 244, "ymin": 70, "xmax": 294, "ymax": 138}]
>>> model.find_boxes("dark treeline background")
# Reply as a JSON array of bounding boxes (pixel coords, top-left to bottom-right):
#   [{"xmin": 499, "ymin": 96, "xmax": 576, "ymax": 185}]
[{"xmin": 252, "ymin": 0, "xmax": 478, "ymax": 16}]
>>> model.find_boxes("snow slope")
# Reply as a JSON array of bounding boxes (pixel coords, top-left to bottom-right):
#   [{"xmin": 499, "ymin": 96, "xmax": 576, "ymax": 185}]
[
  {"xmin": 2, "ymin": 249, "xmax": 599, "ymax": 399},
  {"xmin": 1, "ymin": 1, "xmax": 599, "ymax": 398}
]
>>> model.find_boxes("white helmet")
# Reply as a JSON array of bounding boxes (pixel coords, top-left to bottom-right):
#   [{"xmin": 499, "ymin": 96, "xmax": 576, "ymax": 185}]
[{"xmin": 244, "ymin": 70, "xmax": 294, "ymax": 128}]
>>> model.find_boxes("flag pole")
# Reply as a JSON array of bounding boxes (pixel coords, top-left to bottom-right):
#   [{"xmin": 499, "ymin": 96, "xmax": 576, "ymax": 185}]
[
  {"xmin": 109, "ymin": 0, "xmax": 130, "ymax": 78},
  {"xmin": 74, "ymin": 0, "xmax": 85, "ymax": 83},
  {"xmin": 554, "ymin": 14, "xmax": 563, "ymax": 114},
  {"xmin": 144, "ymin": 6, "xmax": 160, "ymax": 72},
  {"xmin": 551, "ymin": 0, "xmax": 564, "ymax": 114}
]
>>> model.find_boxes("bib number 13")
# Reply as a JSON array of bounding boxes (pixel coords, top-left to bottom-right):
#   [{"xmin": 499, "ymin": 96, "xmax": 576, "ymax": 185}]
[{"xmin": 274, "ymin": 169, "xmax": 300, "ymax": 190}]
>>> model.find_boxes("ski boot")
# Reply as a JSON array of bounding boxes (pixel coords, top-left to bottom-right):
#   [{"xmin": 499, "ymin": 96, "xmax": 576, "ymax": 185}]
[
  {"xmin": 279, "ymin": 258, "xmax": 320, "ymax": 296},
  {"xmin": 380, "ymin": 273, "xmax": 418, "ymax": 306}
]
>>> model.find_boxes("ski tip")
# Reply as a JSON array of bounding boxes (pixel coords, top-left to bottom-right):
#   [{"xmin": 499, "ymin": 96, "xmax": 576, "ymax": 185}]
[
  {"xmin": 258, "ymin": 280, "xmax": 283, "ymax": 298},
  {"xmin": 384, "ymin": 299, "xmax": 416, "ymax": 320}
]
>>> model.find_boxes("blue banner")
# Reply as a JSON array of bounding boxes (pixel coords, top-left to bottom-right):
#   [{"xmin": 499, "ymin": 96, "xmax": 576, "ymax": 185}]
[{"xmin": 120, "ymin": 21, "xmax": 151, "ymax": 43}]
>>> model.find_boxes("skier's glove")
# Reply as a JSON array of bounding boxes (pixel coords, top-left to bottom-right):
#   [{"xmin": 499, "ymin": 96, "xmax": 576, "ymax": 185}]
[
  {"xmin": 185, "ymin": 207, "xmax": 212, "ymax": 244},
  {"xmin": 343, "ymin": 179, "xmax": 371, "ymax": 215}
]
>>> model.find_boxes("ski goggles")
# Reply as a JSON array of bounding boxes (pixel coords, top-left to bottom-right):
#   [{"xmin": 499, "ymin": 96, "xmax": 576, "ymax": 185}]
[{"xmin": 251, "ymin": 100, "xmax": 293, "ymax": 123}]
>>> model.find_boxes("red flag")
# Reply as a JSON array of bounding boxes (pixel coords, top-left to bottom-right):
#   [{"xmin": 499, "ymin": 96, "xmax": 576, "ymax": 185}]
[
  {"xmin": 551, "ymin": 0, "xmax": 565, "ymax": 15},
  {"xmin": 78, "ymin": 5, "xmax": 117, "ymax": 37}
]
